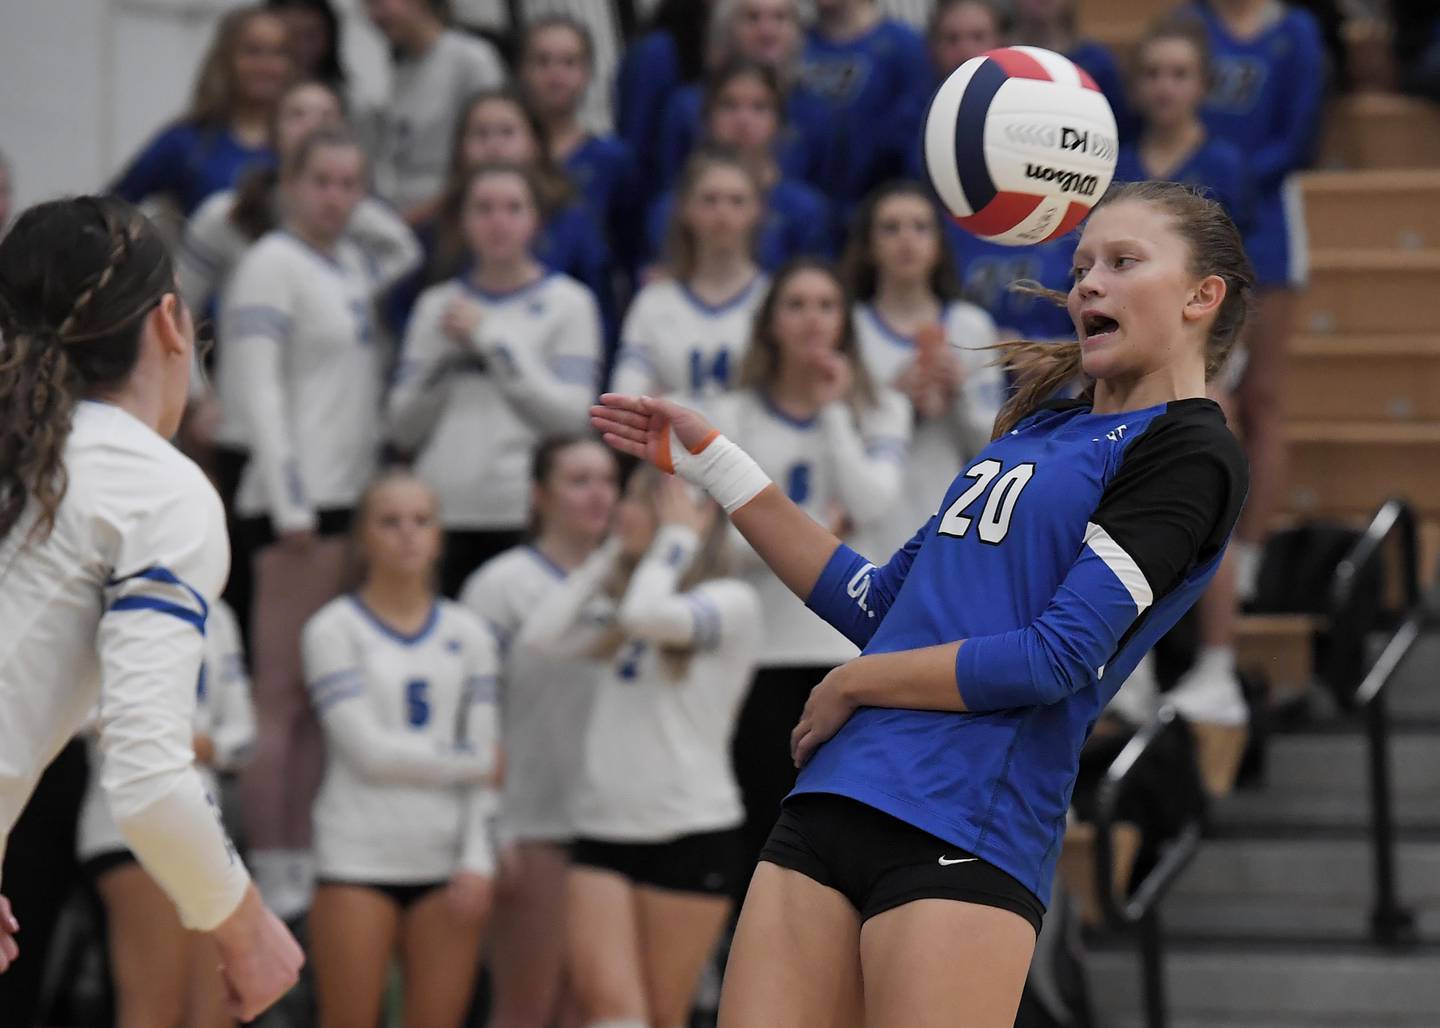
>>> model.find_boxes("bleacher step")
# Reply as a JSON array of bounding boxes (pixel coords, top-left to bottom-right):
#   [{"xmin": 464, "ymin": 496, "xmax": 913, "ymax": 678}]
[
  {"xmin": 1302, "ymin": 170, "xmax": 1440, "ymax": 251},
  {"xmin": 1287, "ymin": 421, "xmax": 1440, "ymax": 519},
  {"xmin": 1287, "ymin": 334, "xmax": 1440, "ymax": 422},
  {"xmin": 1166, "ymin": 837, "xmax": 1440, "ymax": 940},
  {"xmin": 1300, "ymin": 252, "xmax": 1440, "ymax": 335},
  {"xmin": 1088, "ymin": 943, "xmax": 1440, "ymax": 1025}
]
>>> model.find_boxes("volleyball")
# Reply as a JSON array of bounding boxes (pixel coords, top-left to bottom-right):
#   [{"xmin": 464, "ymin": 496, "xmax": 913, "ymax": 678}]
[{"xmin": 924, "ymin": 46, "xmax": 1119, "ymax": 246}]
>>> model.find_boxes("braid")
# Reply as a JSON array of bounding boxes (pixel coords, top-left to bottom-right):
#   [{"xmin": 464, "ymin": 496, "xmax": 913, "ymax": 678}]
[
  {"xmin": 0, "ymin": 331, "xmax": 78, "ymax": 542},
  {"xmin": 57, "ymin": 209, "xmax": 128, "ymax": 340}
]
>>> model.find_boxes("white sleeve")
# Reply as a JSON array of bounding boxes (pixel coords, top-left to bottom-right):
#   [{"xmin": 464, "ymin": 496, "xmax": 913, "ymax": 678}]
[
  {"xmin": 458, "ymin": 622, "xmax": 501, "ymax": 876},
  {"xmin": 947, "ymin": 305, "xmax": 1004, "ymax": 455},
  {"xmin": 458, "ymin": 559, "xmax": 521, "ymax": 655},
  {"xmin": 616, "ymin": 526, "xmax": 757, "ymax": 649},
  {"xmin": 610, "ymin": 291, "xmax": 661, "ymax": 396},
  {"xmin": 97, "ymin": 470, "xmax": 250, "ymax": 932},
  {"xmin": 386, "ymin": 290, "xmax": 457, "ymax": 452},
  {"xmin": 458, "ymin": 34, "xmax": 506, "ymax": 96},
  {"xmin": 348, "ymin": 197, "xmax": 423, "ymax": 295},
  {"xmin": 469, "ymin": 286, "xmax": 600, "ymax": 433},
  {"xmin": 303, "ymin": 612, "xmax": 494, "ymax": 787},
  {"xmin": 513, "ymin": 540, "xmax": 622, "ymax": 659},
  {"xmin": 177, "ymin": 193, "xmax": 238, "ymax": 316},
  {"xmin": 222, "ymin": 247, "xmax": 313, "ymax": 533},
  {"xmin": 820, "ymin": 390, "xmax": 912, "ymax": 528},
  {"xmin": 203, "ymin": 599, "xmax": 256, "ymax": 773}
]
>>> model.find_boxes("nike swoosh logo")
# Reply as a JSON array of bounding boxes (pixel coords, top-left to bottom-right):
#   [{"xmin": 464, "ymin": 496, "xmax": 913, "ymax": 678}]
[{"xmin": 938, "ymin": 856, "xmax": 978, "ymax": 866}]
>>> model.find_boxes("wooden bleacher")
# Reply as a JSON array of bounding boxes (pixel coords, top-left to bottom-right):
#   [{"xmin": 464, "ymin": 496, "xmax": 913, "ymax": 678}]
[{"xmin": 1320, "ymin": 94, "xmax": 1440, "ymax": 171}]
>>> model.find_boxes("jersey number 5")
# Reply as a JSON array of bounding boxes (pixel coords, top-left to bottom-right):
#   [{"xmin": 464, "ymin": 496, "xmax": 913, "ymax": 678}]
[{"xmin": 938, "ymin": 459, "xmax": 1035, "ymax": 544}]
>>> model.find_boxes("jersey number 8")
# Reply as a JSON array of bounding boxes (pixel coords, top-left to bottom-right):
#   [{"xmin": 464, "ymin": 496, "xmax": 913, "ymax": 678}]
[{"xmin": 938, "ymin": 459, "xmax": 1035, "ymax": 544}]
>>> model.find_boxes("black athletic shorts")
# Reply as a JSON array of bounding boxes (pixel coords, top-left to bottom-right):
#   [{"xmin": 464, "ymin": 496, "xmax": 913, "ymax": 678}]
[
  {"xmin": 81, "ymin": 848, "xmax": 138, "ymax": 884},
  {"xmin": 571, "ymin": 827, "xmax": 745, "ymax": 897},
  {"xmin": 759, "ymin": 793, "xmax": 1045, "ymax": 934},
  {"xmin": 316, "ymin": 878, "xmax": 447, "ymax": 911}
]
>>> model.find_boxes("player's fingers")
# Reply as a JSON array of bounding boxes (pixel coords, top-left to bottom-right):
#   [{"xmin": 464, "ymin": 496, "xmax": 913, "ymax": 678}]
[
  {"xmin": 597, "ymin": 392, "xmax": 649, "ymax": 414},
  {"xmin": 0, "ymin": 896, "xmax": 17, "ymax": 932},
  {"xmin": 589, "ymin": 405, "xmax": 651, "ymax": 431},
  {"xmin": 794, "ymin": 730, "xmax": 816, "ymax": 768},
  {"xmin": 591, "ymin": 415, "xmax": 650, "ymax": 442},
  {"xmin": 600, "ymin": 433, "xmax": 649, "ymax": 461},
  {"xmin": 0, "ymin": 934, "xmax": 18, "ymax": 971}
]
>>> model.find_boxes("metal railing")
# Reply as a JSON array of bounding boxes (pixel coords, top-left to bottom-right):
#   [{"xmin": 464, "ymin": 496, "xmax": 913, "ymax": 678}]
[
  {"xmin": 1327, "ymin": 498, "xmax": 1424, "ymax": 947},
  {"xmin": 1092, "ymin": 706, "xmax": 1208, "ymax": 1028}
]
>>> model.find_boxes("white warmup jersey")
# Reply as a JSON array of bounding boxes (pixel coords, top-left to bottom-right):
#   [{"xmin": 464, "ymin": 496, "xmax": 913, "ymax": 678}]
[
  {"xmin": 304, "ymin": 595, "xmax": 501, "ymax": 881},
  {"xmin": 705, "ymin": 387, "xmax": 912, "ymax": 667},
  {"xmin": 373, "ymin": 29, "xmax": 505, "ymax": 211},
  {"xmin": 460, "ymin": 545, "xmax": 603, "ymax": 843},
  {"xmin": 223, "ymin": 231, "xmax": 399, "ymax": 532},
  {"xmin": 181, "ymin": 195, "xmax": 420, "ymax": 451},
  {"xmin": 387, "ymin": 274, "xmax": 600, "ymax": 530},
  {"xmin": 854, "ymin": 301, "xmax": 1006, "ymax": 554},
  {"xmin": 515, "ymin": 531, "xmax": 761, "ymax": 841},
  {"xmin": 0, "ymin": 402, "xmax": 248, "ymax": 930},
  {"xmin": 78, "ymin": 599, "xmax": 255, "ymax": 862},
  {"xmin": 610, "ymin": 275, "xmax": 767, "ymax": 399}
]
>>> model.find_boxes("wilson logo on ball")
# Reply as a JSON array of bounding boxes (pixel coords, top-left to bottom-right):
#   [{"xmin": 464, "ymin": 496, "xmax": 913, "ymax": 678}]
[{"xmin": 923, "ymin": 46, "xmax": 1119, "ymax": 246}]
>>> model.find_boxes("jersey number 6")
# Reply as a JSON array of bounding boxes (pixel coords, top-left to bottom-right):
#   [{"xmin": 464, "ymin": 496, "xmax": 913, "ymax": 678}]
[
  {"xmin": 938, "ymin": 459, "xmax": 1035, "ymax": 544},
  {"xmin": 405, "ymin": 678, "xmax": 431, "ymax": 728}
]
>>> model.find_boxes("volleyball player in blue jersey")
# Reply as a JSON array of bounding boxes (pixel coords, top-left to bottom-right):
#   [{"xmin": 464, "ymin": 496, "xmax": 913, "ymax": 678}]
[{"xmin": 592, "ymin": 180, "xmax": 1250, "ymax": 1024}]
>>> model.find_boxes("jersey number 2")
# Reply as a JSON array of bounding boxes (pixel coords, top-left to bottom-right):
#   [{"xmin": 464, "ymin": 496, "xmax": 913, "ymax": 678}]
[{"xmin": 938, "ymin": 459, "xmax": 1035, "ymax": 544}]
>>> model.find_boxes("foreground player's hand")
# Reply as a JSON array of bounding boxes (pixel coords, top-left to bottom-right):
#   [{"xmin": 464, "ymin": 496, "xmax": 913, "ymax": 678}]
[
  {"xmin": 590, "ymin": 393, "xmax": 716, "ymax": 471},
  {"xmin": 0, "ymin": 895, "xmax": 18, "ymax": 973},
  {"xmin": 791, "ymin": 664, "xmax": 861, "ymax": 769},
  {"xmin": 446, "ymin": 871, "xmax": 493, "ymax": 926},
  {"xmin": 211, "ymin": 883, "xmax": 304, "ymax": 1022}
]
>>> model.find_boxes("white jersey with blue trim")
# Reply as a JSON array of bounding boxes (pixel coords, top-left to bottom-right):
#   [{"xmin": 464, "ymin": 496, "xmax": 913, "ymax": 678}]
[
  {"xmin": 78, "ymin": 598, "xmax": 256, "ymax": 862},
  {"xmin": 610, "ymin": 275, "xmax": 767, "ymax": 400},
  {"xmin": 182, "ymin": 195, "xmax": 419, "ymax": 450},
  {"xmin": 705, "ymin": 387, "xmax": 912, "ymax": 666},
  {"xmin": 459, "ymin": 545, "xmax": 604, "ymax": 843},
  {"xmin": 854, "ymin": 301, "xmax": 1005, "ymax": 554},
  {"xmin": 222, "ymin": 231, "xmax": 393, "ymax": 532},
  {"xmin": 303, "ymin": 595, "xmax": 501, "ymax": 881},
  {"xmin": 0, "ymin": 401, "xmax": 248, "ymax": 930},
  {"xmin": 387, "ymin": 274, "xmax": 601, "ymax": 530},
  {"xmin": 512, "ymin": 530, "xmax": 762, "ymax": 841}
]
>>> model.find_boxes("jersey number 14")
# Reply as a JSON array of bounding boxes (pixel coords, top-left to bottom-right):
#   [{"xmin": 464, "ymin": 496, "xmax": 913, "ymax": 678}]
[{"xmin": 938, "ymin": 459, "xmax": 1035, "ymax": 544}]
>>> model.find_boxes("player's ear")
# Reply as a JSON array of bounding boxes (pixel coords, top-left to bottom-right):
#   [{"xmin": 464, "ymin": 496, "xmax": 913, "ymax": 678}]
[
  {"xmin": 146, "ymin": 293, "xmax": 191, "ymax": 360},
  {"xmin": 1182, "ymin": 273, "xmax": 1226, "ymax": 324}
]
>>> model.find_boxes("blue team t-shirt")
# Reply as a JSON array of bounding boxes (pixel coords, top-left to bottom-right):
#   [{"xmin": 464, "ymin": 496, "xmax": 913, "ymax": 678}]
[
  {"xmin": 948, "ymin": 227, "xmax": 1078, "ymax": 341},
  {"xmin": 802, "ymin": 397, "xmax": 1248, "ymax": 902},
  {"xmin": 1114, "ymin": 137, "xmax": 1252, "ymax": 230},
  {"xmin": 111, "ymin": 122, "xmax": 273, "ymax": 216},
  {"xmin": 644, "ymin": 177, "xmax": 834, "ymax": 272}
]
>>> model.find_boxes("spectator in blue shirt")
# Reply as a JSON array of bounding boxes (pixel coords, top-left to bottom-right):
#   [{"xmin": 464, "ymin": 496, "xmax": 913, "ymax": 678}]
[{"xmin": 111, "ymin": 6, "xmax": 293, "ymax": 216}]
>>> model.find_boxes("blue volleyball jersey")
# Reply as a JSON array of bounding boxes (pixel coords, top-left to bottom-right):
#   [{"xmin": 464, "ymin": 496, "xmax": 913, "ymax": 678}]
[
  {"xmin": 948, "ymin": 227, "xmax": 1078, "ymax": 340},
  {"xmin": 644, "ymin": 178, "xmax": 834, "ymax": 272},
  {"xmin": 800, "ymin": 397, "xmax": 1248, "ymax": 901},
  {"xmin": 654, "ymin": 83, "xmax": 841, "ymax": 193},
  {"xmin": 1114, "ymin": 138, "xmax": 1252, "ymax": 231},
  {"xmin": 566, "ymin": 135, "xmax": 643, "ymax": 274},
  {"xmin": 614, "ymin": 30, "xmax": 684, "ymax": 192},
  {"xmin": 1191, "ymin": 3, "xmax": 1325, "ymax": 195},
  {"xmin": 800, "ymin": 19, "xmax": 932, "ymax": 211},
  {"xmin": 111, "ymin": 122, "xmax": 274, "ymax": 216},
  {"xmin": 1068, "ymin": 41, "xmax": 1136, "ymax": 143}
]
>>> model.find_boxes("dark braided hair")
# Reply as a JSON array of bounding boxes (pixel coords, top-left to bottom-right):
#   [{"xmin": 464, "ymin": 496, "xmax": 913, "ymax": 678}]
[{"xmin": 0, "ymin": 196, "xmax": 177, "ymax": 545}]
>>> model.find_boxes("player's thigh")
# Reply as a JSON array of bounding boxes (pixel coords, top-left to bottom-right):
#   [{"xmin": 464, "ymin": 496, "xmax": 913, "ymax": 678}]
[
  {"xmin": 398, "ymin": 885, "xmax": 488, "ymax": 1028},
  {"xmin": 566, "ymin": 864, "xmax": 648, "ymax": 1020},
  {"xmin": 184, "ymin": 933, "xmax": 235, "ymax": 1028},
  {"xmin": 718, "ymin": 862, "xmax": 864, "ymax": 1028},
  {"xmin": 859, "ymin": 898, "xmax": 1035, "ymax": 1028},
  {"xmin": 97, "ymin": 861, "xmax": 190, "ymax": 1028},
  {"xmin": 309, "ymin": 883, "xmax": 401, "ymax": 1028},
  {"xmin": 489, "ymin": 843, "xmax": 571, "ymax": 1025},
  {"xmin": 635, "ymin": 885, "xmax": 732, "ymax": 1027}
]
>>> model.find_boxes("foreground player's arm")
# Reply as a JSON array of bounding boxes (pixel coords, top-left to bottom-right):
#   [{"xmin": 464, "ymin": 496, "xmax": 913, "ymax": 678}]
[
  {"xmin": 98, "ymin": 472, "xmax": 249, "ymax": 931},
  {"xmin": 303, "ymin": 614, "xmax": 494, "ymax": 787}
]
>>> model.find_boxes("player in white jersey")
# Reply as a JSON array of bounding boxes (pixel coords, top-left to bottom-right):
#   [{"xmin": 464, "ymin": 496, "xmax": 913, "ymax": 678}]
[
  {"xmin": 612, "ymin": 148, "xmax": 767, "ymax": 400},
  {"xmin": 365, "ymin": 0, "xmax": 506, "ymax": 218},
  {"xmin": 458, "ymin": 435, "xmax": 618, "ymax": 1028},
  {"xmin": 387, "ymin": 164, "xmax": 601, "ymax": 596},
  {"xmin": 515, "ymin": 467, "xmax": 760, "ymax": 1028},
  {"xmin": 703, "ymin": 259, "xmax": 911, "ymax": 887},
  {"xmin": 0, "ymin": 196, "xmax": 300, "ymax": 1017},
  {"xmin": 222, "ymin": 128, "xmax": 411, "ymax": 919},
  {"xmin": 843, "ymin": 181, "xmax": 1005, "ymax": 553},
  {"xmin": 77, "ymin": 597, "xmax": 255, "ymax": 1028},
  {"xmin": 304, "ymin": 470, "xmax": 500, "ymax": 1028}
]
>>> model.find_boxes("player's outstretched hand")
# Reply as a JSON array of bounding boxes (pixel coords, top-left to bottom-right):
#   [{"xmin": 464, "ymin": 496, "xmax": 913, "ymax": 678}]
[
  {"xmin": 211, "ymin": 883, "xmax": 304, "ymax": 1022},
  {"xmin": 590, "ymin": 393, "xmax": 715, "ymax": 473},
  {"xmin": 791, "ymin": 663, "xmax": 861, "ymax": 769},
  {"xmin": 0, "ymin": 894, "xmax": 18, "ymax": 973}
]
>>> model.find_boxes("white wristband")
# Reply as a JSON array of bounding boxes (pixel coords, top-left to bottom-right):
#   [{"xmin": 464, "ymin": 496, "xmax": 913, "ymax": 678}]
[{"xmin": 663, "ymin": 429, "xmax": 771, "ymax": 514}]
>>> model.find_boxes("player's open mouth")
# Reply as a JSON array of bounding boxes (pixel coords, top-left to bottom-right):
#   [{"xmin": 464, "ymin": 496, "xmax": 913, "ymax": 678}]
[{"xmin": 1081, "ymin": 311, "xmax": 1119, "ymax": 343}]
